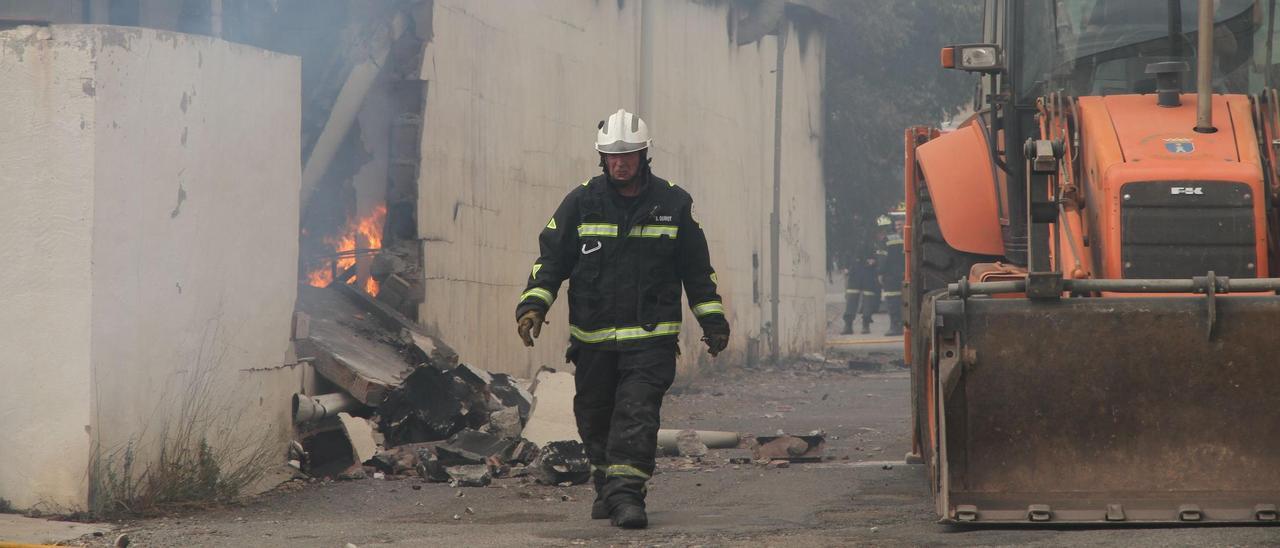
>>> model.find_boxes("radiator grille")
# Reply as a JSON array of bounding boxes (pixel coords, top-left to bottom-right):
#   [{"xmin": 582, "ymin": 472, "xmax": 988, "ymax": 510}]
[{"xmin": 1120, "ymin": 181, "xmax": 1256, "ymax": 279}]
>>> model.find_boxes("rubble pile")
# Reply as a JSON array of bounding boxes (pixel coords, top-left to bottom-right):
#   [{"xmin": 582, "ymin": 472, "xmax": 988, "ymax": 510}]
[{"xmin": 291, "ymin": 287, "xmax": 593, "ymax": 489}]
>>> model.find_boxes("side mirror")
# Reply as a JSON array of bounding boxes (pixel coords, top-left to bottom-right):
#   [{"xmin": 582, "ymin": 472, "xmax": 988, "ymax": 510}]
[{"xmin": 941, "ymin": 44, "xmax": 1004, "ymax": 73}]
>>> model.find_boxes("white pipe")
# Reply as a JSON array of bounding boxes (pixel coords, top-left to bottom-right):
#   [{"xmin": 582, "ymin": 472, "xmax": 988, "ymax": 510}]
[
  {"xmin": 293, "ymin": 392, "xmax": 359, "ymax": 424},
  {"xmin": 656, "ymin": 429, "xmax": 741, "ymax": 450}
]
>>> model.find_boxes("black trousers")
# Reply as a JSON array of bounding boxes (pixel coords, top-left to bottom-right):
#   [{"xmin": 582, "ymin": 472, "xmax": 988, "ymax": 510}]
[
  {"xmin": 858, "ymin": 288, "xmax": 881, "ymax": 327},
  {"xmin": 570, "ymin": 341, "xmax": 677, "ymax": 510}
]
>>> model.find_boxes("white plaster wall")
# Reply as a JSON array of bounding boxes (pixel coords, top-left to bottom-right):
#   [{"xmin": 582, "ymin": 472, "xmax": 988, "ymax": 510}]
[
  {"xmin": 0, "ymin": 25, "xmax": 97, "ymax": 511},
  {"xmin": 0, "ymin": 25, "xmax": 301, "ymax": 510},
  {"xmin": 86, "ymin": 26, "xmax": 302, "ymax": 492},
  {"xmin": 418, "ymin": 0, "xmax": 826, "ymax": 377},
  {"xmin": 641, "ymin": 2, "xmax": 827, "ymax": 368},
  {"xmin": 417, "ymin": 0, "xmax": 641, "ymax": 375}
]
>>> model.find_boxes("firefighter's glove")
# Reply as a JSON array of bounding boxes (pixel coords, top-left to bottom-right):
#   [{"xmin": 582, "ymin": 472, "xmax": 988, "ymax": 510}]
[
  {"xmin": 517, "ymin": 309, "xmax": 547, "ymax": 347},
  {"xmin": 702, "ymin": 333, "xmax": 729, "ymax": 357}
]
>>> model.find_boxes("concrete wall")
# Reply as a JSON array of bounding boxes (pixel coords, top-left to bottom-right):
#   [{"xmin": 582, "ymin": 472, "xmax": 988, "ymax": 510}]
[
  {"xmin": 0, "ymin": 25, "xmax": 97, "ymax": 510},
  {"xmin": 0, "ymin": 25, "xmax": 302, "ymax": 510},
  {"xmin": 417, "ymin": 0, "xmax": 826, "ymax": 378}
]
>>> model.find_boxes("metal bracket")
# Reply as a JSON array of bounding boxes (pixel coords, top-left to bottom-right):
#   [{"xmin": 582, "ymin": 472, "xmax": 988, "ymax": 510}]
[
  {"xmin": 1027, "ymin": 504, "xmax": 1053, "ymax": 522},
  {"xmin": 1256, "ymin": 504, "xmax": 1278, "ymax": 521},
  {"xmin": 955, "ymin": 505, "xmax": 979, "ymax": 522},
  {"xmin": 1179, "ymin": 504, "xmax": 1203, "ymax": 522},
  {"xmin": 1106, "ymin": 504, "xmax": 1126, "ymax": 522},
  {"xmin": 1193, "ymin": 271, "xmax": 1226, "ymax": 340},
  {"xmin": 1025, "ymin": 271, "xmax": 1064, "ymax": 300}
]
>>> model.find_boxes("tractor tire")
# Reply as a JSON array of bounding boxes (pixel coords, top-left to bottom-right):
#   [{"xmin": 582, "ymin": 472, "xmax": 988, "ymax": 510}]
[{"xmin": 908, "ymin": 181, "xmax": 1000, "ymax": 474}]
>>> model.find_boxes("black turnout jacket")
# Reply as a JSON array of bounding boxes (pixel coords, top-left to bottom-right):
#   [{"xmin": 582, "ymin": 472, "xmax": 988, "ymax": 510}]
[{"xmin": 516, "ymin": 173, "xmax": 730, "ymax": 350}]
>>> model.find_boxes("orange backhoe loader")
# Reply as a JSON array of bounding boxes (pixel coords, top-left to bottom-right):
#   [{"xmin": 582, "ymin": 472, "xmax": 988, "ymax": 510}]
[{"xmin": 905, "ymin": 0, "xmax": 1280, "ymax": 524}]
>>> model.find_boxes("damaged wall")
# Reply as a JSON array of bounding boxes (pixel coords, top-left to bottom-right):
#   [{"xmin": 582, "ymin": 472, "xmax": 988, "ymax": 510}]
[
  {"xmin": 416, "ymin": 0, "xmax": 826, "ymax": 377},
  {"xmin": 0, "ymin": 25, "xmax": 302, "ymax": 511}
]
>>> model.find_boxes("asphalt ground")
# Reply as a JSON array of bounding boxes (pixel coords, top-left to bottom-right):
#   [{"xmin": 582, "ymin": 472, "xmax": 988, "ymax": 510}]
[{"xmin": 56, "ymin": 335, "xmax": 1278, "ymax": 547}]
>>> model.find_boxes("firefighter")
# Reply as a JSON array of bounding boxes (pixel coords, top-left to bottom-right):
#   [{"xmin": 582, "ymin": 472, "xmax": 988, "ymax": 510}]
[
  {"xmin": 880, "ymin": 211, "xmax": 906, "ymax": 337},
  {"xmin": 861, "ymin": 215, "xmax": 893, "ymax": 332},
  {"xmin": 843, "ymin": 237, "xmax": 880, "ymax": 335},
  {"xmin": 515, "ymin": 109, "xmax": 730, "ymax": 529}
]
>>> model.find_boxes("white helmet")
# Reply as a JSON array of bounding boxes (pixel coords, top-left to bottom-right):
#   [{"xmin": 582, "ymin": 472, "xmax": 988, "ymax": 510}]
[{"xmin": 596, "ymin": 109, "xmax": 650, "ymax": 154}]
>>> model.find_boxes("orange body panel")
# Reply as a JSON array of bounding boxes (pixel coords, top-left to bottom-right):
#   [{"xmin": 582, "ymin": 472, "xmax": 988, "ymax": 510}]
[
  {"xmin": 1076, "ymin": 95, "xmax": 1268, "ymax": 279},
  {"xmin": 915, "ymin": 122, "xmax": 1005, "ymax": 255}
]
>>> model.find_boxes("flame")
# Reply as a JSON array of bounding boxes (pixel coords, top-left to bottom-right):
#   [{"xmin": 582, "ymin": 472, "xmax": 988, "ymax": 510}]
[{"xmin": 305, "ymin": 205, "xmax": 386, "ymax": 296}]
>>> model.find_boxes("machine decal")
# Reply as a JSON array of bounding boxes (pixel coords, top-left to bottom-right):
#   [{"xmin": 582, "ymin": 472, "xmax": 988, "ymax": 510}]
[{"xmin": 1164, "ymin": 138, "xmax": 1195, "ymax": 154}]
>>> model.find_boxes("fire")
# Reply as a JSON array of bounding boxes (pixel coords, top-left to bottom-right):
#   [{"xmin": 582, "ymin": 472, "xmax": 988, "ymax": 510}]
[{"xmin": 305, "ymin": 205, "xmax": 386, "ymax": 296}]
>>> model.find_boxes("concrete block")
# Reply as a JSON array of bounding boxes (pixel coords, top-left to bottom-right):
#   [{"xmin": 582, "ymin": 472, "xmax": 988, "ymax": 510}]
[{"xmin": 520, "ymin": 368, "xmax": 580, "ymax": 446}]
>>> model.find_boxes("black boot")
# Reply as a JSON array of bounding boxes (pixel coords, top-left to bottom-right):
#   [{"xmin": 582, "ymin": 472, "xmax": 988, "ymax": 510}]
[
  {"xmin": 841, "ymin": 319, "xmax": 854, "ymax": 335},
  {"xmin": 590, "ymin": 469, "xmax": 608, "ymax": 519},
  {"xmin": 611, "ymin": 503, "xmax": 648, "ymax": 529}
]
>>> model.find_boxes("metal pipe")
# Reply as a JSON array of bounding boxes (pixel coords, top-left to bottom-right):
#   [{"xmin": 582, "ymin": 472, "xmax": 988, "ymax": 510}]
[
  {"xmin": 948, "ymin": 277, "xmax": 1280, "ymax": 297},
  {"xmin": 292, "ymin": 392, "xmax": 359, "ymax": 424},
  {"xmin": 769, "ymin": 24, "xmax": 787, "ymax": 366},
  {"xmin": 209, "ymin": 0, "xmax": 222, "ymax": 38},
  {"xmin": 1195, "ymin": 0, "xmax": 1216, "ymax": 132},
  {"xmin": 656, "ymin": 429, "xmax": 741, "ymax": 450}
]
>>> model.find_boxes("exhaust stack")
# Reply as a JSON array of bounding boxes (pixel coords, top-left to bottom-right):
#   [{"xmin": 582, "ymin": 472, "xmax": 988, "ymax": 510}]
[{"xmin": 1195, "ymin": 0, "xmax": 1216, "ymax": 132}]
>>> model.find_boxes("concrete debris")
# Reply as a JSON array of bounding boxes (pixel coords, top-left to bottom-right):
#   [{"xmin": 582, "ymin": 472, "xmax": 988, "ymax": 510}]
[
  {"xmin": 446, "ymin": 464, "xmax": 492, "ymax": 487},
  {"xmin": 455, "ymin": 362, "xmax": 494, "ymax": 387},
  {"xmin": 338, "ymin": 412, "xmax": 378, "ymax": 465},
  {"xmin": 530, "ymin": 440, "xmax": 591, "ymax": 486},
  {"xmin": 377, "ymin": 365, "xmax": 489, "ymax": 445},
  {"xmin": 484, "ymin": 407, "xmax": 523, "ymax": 440},
  {"xmin": 522, "ymin": 368, "xmax": 581, "ymax": 446},
  {"xmin": 674, "ymin": 429, "xmax": 708, "ymax": 457},
  {"xmin": 416, "ymin": 451, "xmax": 451, "ymax": 483},
  {"xmin": 370, "ymin": 444, "xmax": 425, "ymax": 475},
  {"xmin": 436, "ymin": 429, "xmax": 516, "ymax": 466},
  {"xmin": 338, "ymin": 463, "xmax": 368, "ymax": 480},
  {"xmin": 115, "ymin": 534, "xmax": 131, "ymax": 548},
  {"xmin": 752, "ymin": 433, "xmax": 827, "ymax": 462},
  {"xmin": 490, "ymin": 373, "xmax": 535, "ymax": 421}
]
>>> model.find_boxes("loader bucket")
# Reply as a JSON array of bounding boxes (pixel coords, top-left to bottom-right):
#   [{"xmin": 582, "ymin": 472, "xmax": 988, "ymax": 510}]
[{"xmin": 928, "ymin": 294, "xmax": 1280, "ymax": 524}]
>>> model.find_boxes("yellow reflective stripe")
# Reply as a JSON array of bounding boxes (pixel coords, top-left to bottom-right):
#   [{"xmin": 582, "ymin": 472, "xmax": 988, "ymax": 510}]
[
  {"xmin": 845, "ymin": 289, "xmax": 861, "ymax": 295},
  {"xmin": 886, "ymin": 237, "xmax": 904, "ymax": 246},
  {"xmin": 578, "ymin": 223, "xmax": 619, "ymax": 237},
  {"xmin": 570, "ymin": 325, "xmax": 615, "ymax": 343},
  {"xmin": 617, "ymin": 322, "xmax": 680, "ymax": 340},
  {"xmin": 569, "ymin": 322, "xmax": 682, "ymax": 343},
  {"xmin": 531, "ymin": 263, "xmax": 543, "ymax": 279},
  {"xmin": 628, "ymin": 225, "xmax": 679, "ymax": 239},
  {"xmin": 520, "ymin": 287, "xmax": 554, "ymax": 306},
  {"xmin": 607, "ymin": 464, "xmax": 651, "ymax": 479},
  {"xmin": 710, "ymin": 272, "xmax": 718, "ymax": 284},
  {"xmin": 692, "ymin": 301, "xmax": 724, "ymax": 317},
  {"xmin": 882, "ymin": 291, "xmax": 902, "ymax": 297}
]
